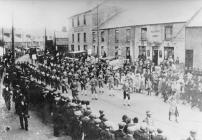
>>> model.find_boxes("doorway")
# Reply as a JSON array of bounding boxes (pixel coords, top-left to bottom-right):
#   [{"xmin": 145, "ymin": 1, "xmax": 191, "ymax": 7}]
[
  {"xmin": 152, "ymin": 49, "xmax": 158, "ymax": 65},
  {"xmin": 185, "ymin": 50, "xmax": 193, "ymax": 70}
]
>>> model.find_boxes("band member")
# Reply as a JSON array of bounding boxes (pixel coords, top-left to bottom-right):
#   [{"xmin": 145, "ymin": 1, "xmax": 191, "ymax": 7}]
[
  {"xmin": 70, "ymin": 79, "xmax": 79, "ymax": 100},
  {"xmin": 169, "ymin": 98, "xmax": 179, "ymax": 123},
  {"xmin": 98, "ymin": 73, "xmax": 104, "ymax": 94},
  {"xmin": 90, "ymin": 76, "xmax": 98, "ymax": 100}
]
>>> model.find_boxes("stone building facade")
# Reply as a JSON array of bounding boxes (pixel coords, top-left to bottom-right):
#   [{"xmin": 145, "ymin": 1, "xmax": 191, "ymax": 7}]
[
  {"xmin": 134, "ymin": 22, "xmax": 186, "ymax": 65},
  {"xmin": 68, "ymin": 4, "xmax": 120, "ymax": 55},
  {"xmin": 98, "ymin": 22, "xmax": 186, "ymax": 65},
  {"xmin": 98, "ymin": 26, "xmax": 135, "ymax": 60}
]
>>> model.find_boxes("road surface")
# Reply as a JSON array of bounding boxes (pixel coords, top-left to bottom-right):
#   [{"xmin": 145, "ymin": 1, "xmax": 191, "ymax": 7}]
[{"xmin": 79, "ymin": 85, "xmax": 202, "ymax": 140}]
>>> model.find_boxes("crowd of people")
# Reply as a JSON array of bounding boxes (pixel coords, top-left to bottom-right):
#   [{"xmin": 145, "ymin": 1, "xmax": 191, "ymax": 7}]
[{"xmin": 0, "ymin": 50, "xmax": 201, "ymax": 140}]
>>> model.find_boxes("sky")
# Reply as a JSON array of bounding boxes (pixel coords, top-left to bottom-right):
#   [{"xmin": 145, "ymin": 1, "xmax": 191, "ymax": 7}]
[
  {"xmin": 0, "ymin": 0, "xmax": 98, "ymax": 32},
  {"xmin": 0, "ymin": 0, "xmax": 202, "ymax": 34}
]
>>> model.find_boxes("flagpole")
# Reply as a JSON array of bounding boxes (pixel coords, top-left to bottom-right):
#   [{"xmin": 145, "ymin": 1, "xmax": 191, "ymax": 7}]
[
  {"xmin": 2, "ymin": 28, "xmax": 4, "ymax": 55},
  {"xmin": 44, "ymin": 28, "xmax": 47, "ymax": 55},
  {"xmin": 11, "ymin": 15, "xmax": 15, "ymax": 64}
]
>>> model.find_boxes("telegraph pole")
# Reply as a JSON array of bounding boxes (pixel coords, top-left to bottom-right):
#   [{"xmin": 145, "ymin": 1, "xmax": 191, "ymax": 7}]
[
  {"xmin": 11, "ymin": 16, "xmax": 15, "ymax": 64},
  {"xmin": 44, "ymin": 28, "xmax": 47, "ymax": 55},
  {"xmin": 2, "ymin": 28, "xmax": 4, "ymax": 55},
  {"xmin": 96, "ymin": 2, "xmax": 99, "ymax": 60}
]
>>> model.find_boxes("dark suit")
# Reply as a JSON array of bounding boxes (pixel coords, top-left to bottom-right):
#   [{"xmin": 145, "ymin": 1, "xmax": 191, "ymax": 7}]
[
  {"xmin": 114, "ymin": 129, "xmax": 126, "ymax": 140},
  {"xmin": 18, "ymin": 99, "xmax": 29, "ymax": 130},
  {"xmin": 152, "ymin": 134, "xmax": 167, "ymax": 140}
]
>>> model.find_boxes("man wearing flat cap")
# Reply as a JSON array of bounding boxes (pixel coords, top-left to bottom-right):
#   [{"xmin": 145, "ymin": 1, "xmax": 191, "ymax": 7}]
[
  {"xmin": 152, "ymin": 128, "xmax": 167, "ymax": 140},
  {"xmin": 114, "ymin": 122, "xmax": 126, "ymax": 140},
  {"xmin": 143, "ymin": 111, "xmax": 154, "ymax": 126},
  {"xmin": 70, "ymin": 110, "xmax": 83, "ymax": 140}
]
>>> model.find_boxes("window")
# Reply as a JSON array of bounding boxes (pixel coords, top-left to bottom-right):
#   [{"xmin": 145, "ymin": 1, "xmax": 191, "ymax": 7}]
[
  {"xmin": 72, "ymin": 34, "xmax": 74, "ymax": 43},
  {"xmin": 83, "ymin": 15, "xmax": 86, "ymax": 25},
  {"xmin": 126, "ymin": 47, "xmax": 130, "ymax": 59},
  {"xmin": 84, "ymin": 32, "xmax": 86, "ymax": 42},
  {"xmin": 126, "ymin": 29, "xmax": 131, "ymax": 42},
  {"xmin": 115, "ymin": 30, "xmax": 119, "ymax": 43},
  {"xmin": 92, "ymin": 32, "xmax": 96, "ymax": 42},
  {"xmin": 141, "ymin": 28, "xmax": 147, "ymax": 40},
  {"xmin": 164, "ymin": 47, "xmax": 174, "ymax": 60},
  {"xmin": 78, "ymin": 33, "xmax": 80, "ymax": 42},
  {"xmin": 72, "ymin": 19, "xmax": 74, "ymax": 27},
  {"xmin": 84, "ymin": 45, "xmax": 87, "ymax": 51},
  {"xmin": 77, "ymin": 16, "xmax": 80, "ymax": 26},
  {"xmin": 78, "ymin": 45, "xmax": 80, "ymax": 51},
  {"xmin": 71, "ymin": 45, "xmax": 74, "ymax": 51},
  {"xmin": 139, "ymin": 46, "xmax": 146, "ymax": 58},
  {"xmin": 165, "ymin": 26, "xmax": 173, "ymax": 40},
  {"xmin": 101, "ymin": 31, "xmax": 104, "ymax": 42}
]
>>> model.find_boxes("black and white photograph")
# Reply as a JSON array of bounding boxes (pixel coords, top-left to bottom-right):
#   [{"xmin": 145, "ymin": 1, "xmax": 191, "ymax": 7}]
[{"xmin": 0, "ymin": 0, "xmax": 202, "ymax": 139}]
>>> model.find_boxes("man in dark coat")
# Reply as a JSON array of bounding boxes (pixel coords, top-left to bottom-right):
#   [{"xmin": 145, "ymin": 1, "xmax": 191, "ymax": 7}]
[
  {"xmin": 18, "ymin": 95, "xmax": 29, "ymax": 131},
  {"xmin": 2, "ymin": 85, "xmax": 12, "ymax": 111},
  {"xmin": 114, "ymin": 122, "xmax": 126, "ymax": 140}
]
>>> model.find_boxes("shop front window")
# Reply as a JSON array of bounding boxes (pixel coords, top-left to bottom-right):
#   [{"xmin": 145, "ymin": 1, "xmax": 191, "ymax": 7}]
[
  {"xmin": 139, "ymin": 46, "xmax": 146, "ymax": 59},
  {"xmin": 164, "ymin": 47, "xmax": 174, "ymax": 60}
]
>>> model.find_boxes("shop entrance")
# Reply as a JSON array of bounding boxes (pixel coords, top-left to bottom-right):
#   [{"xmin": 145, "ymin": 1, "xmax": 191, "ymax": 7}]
[{"xmin": 152, "ymin": 46, "xmax": 158, "ymax": 65}]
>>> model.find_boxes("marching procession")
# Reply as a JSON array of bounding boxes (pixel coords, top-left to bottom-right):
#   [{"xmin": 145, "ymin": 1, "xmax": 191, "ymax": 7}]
[{"xmin": 0, "ymin": 47, "xmax": 201, "ymax": 140}]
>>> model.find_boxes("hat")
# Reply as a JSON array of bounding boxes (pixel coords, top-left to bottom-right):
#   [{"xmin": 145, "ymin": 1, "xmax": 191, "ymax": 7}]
[
  {"xmin": 55, "ymin": 97, "xmax": 60, "ymax": 101},
  {"xmin": 157, "ymin": 128, "xmax": 163, "ymax": 134},
  {"xmin": 146, "ymin": 111, "xmax": 152, "ymax": 115},
  {"xmin": 74, "ymin": 111, "xmax": 82, "ymax": 116},
  {"xmin": 101, "ymin": 116, "xmax": 108, "ymax": 122},
  {"xmin": 89, "ymin": 114, "xmax": 96, "ymax": 119},
  {"xmin": 99, "ymin": 110, "xmax": 104, "ymax": 114},
  {"xmin": 140, "ymin": 126, "xmax": 147, "ymax": 132},
  {"xmin": 190, "ymin": 129, "xmax": 197, "ymax": 134},
  {"xmin": 81, "ymin": 116, "xmax": 90, "ymax": 122},
  {"xmin": 95, "ymin": 118, "xmax": 101, "ymax": 124},
  {"xmin": 104, "ymin": 121, "xmax": 111, "ymax": 128},
  {"xmin": 118, "ymin": 122, "xmax": 126, "ymax": 127}
]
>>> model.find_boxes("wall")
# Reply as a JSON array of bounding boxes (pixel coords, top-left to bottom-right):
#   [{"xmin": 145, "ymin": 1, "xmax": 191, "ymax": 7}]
[
  {"xmin": 68, "ymin": 11, "xmax": 93, "ymax": 52},
  {"xmin": 68, "ymin": 4, "xmax": 120, "ymax": 54},
  {"xmin": 102, "ymin": 26, "xmax": 134, "ymax": 59},
  {"xmin": 134, "ymin": 22, "xmax": 186, "ymax": 64},
  {"xmin": 186, "ymin": 27, "xmax": 202, "ymax": 69}
]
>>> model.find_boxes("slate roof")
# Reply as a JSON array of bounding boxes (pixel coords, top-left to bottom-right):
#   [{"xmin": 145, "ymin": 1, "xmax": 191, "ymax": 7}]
[{"xmin": 99, "ymin": 0, "xmax": 202, "ymax": 29}]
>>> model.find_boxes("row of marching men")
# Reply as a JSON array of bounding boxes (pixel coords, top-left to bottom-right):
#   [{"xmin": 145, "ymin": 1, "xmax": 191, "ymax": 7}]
[{"xmin": 14, "ymin": 61, "xmax": 169, "ymax": 140}]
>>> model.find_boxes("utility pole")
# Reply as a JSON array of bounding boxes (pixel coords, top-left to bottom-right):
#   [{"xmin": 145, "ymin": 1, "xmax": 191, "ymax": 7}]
[
  {"xmin": 96, "ymin": 2, "xmax": 99, "ymax": 60},
  {"xmin": 44, "ymin": 28, "xmax": 47, "ymax": 55},
  {"xmin": 11, "ymin": 17, "xmax": 15, "ymax": 64},
  {"xmin": 2, "ymin": 28, "xmax": 4, "ymax": 55}
]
